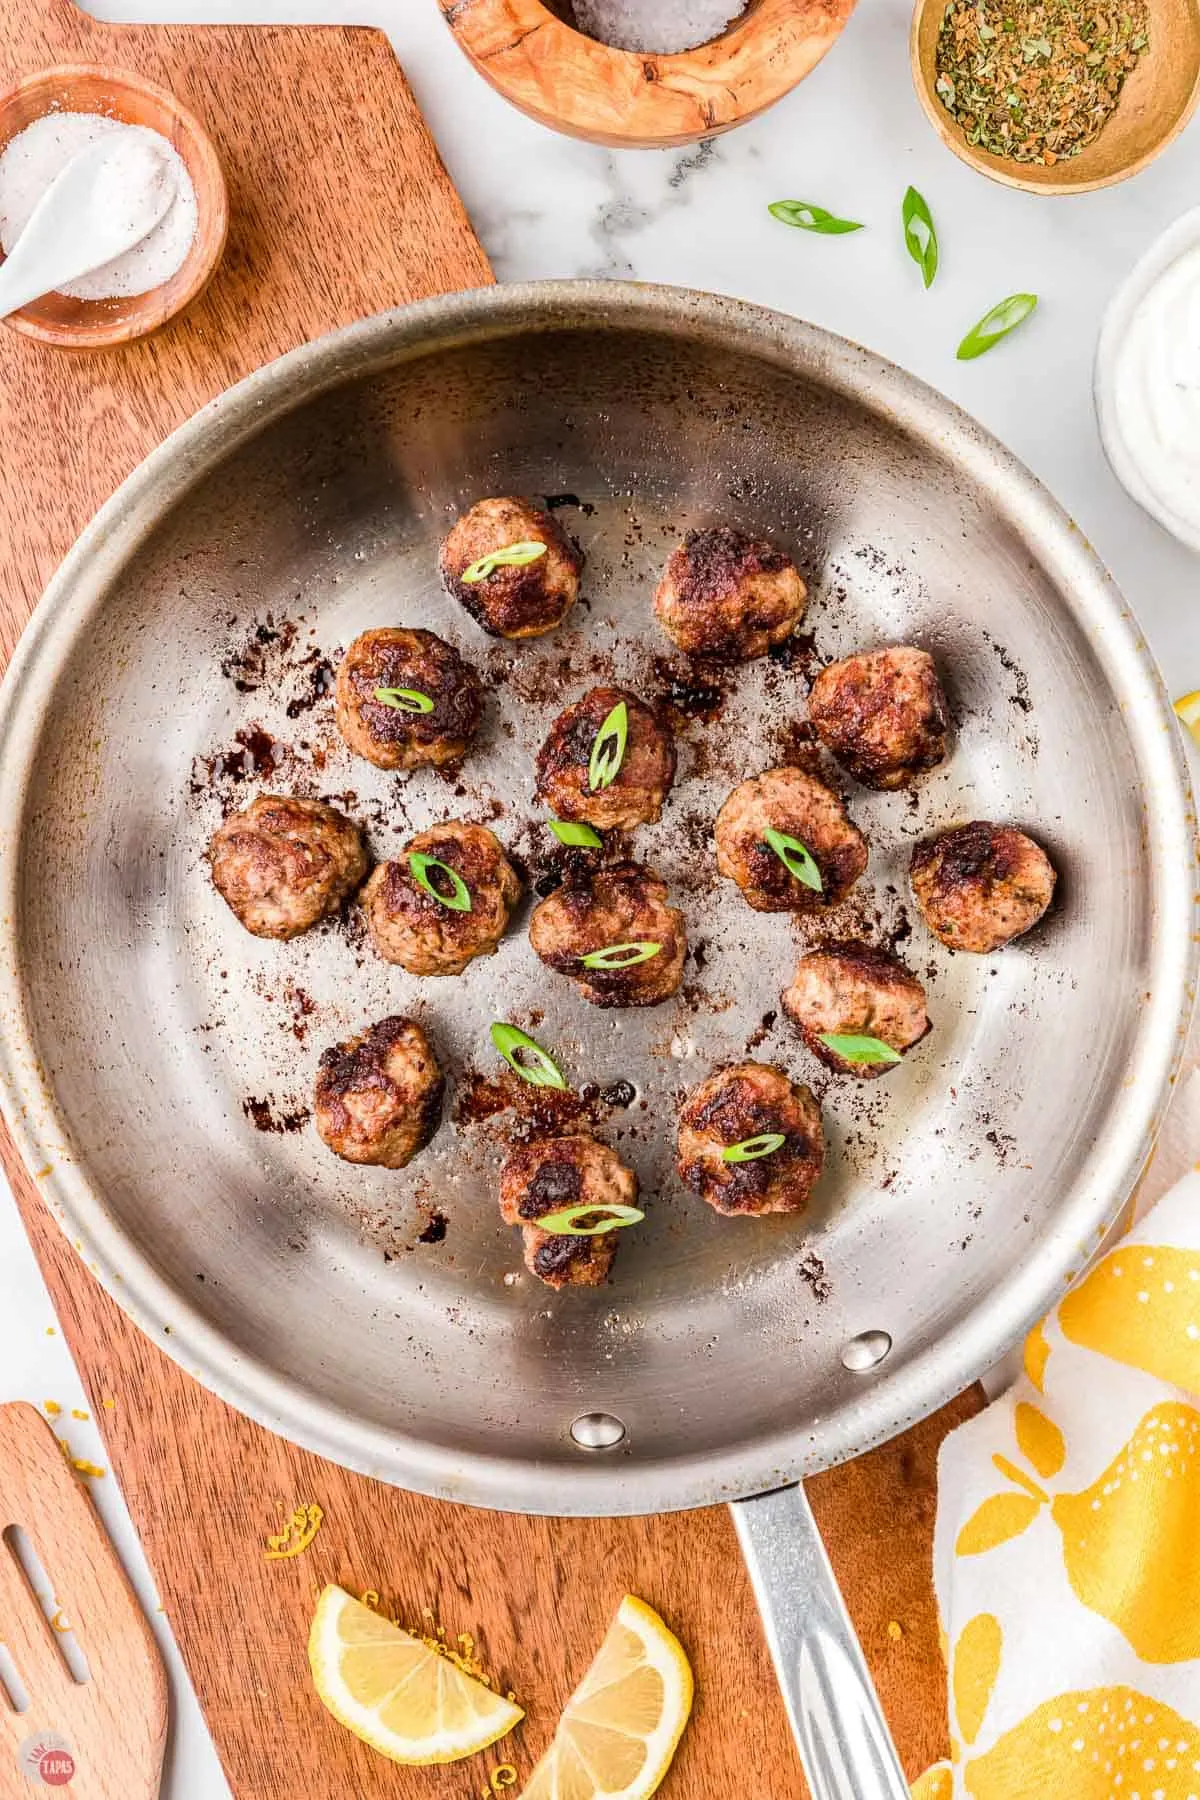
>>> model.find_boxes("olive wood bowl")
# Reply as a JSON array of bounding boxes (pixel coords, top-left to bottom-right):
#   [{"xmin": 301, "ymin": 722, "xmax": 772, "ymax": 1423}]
[
  {"xmin": 438, "ymin": 0, "xmax": 858, "ymax": 148},
  {"xmin": 0, "ymin": 64, "xmax": 227, "ymax": 349},
  {"xmin": 911, "ymin": 0, "xmax": 1200, "ymax": 194}
]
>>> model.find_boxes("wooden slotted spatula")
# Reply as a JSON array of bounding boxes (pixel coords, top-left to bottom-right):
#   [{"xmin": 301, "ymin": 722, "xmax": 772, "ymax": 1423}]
[{"xmin": 0, "ymin": 1402, "xmax": 166, "ymax": 1797}]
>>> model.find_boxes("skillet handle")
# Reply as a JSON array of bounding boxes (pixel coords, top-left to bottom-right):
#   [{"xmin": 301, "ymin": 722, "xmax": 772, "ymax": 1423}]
[{"xmin": 730, "ymin": 1483, "xmax": 911, "ymax": 1800}]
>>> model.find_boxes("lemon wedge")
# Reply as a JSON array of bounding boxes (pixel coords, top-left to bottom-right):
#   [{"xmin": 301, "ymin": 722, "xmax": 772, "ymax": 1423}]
[
  {"xmin": 519, "ymin": 1595, "xmax": 693, "ymax": 1800},
  {"xmin": 308, "ymin": 1585, "xmax": 523, "ymax": 1765},
  {"xmin": 1174, "ymin": 689, "xmax": 1200, "ymax": 746}
]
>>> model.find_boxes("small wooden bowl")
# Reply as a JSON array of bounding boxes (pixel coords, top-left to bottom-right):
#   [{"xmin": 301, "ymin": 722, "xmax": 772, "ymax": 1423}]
[
  {"xmin": 439, "ymin": 0, "xmax": 858, "ymax": 149},
  {"xmin": 911, "ymin": 0, "xmax": 1200, "ymax": 193},
  {"xmin": 0, "ymin": 64, "xmax": 227, "ymax": 349}
]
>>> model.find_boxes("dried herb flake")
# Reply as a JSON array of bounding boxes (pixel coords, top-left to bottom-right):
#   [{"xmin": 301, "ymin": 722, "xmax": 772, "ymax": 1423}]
[{"xmin": 934, "ymin": 0, "xmax": 1149, "ymax": 164}]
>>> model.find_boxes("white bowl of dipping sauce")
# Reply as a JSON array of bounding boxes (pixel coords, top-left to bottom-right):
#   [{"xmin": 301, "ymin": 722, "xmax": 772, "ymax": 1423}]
[{"xmin": 1097, "ymin": 207, "xmax": 1200, "ymax": 553}]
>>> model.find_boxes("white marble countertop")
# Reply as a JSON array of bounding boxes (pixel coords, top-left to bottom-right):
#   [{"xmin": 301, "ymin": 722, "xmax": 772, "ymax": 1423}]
[{"xmin": 3, "ymin": 0, "xmax": 1198, "ymax": 1791}]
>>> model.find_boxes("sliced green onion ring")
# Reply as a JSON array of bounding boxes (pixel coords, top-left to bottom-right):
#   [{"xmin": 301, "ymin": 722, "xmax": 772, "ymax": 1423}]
[
  {"xmin": 956, "ymin": 294, "xmax": 1038, "ymax": 362},
  {"xmin": 902, "ymin": 186, "xmax": 938, "ymax": 290},
  {"xmin": 818, "ymin": 1032, "xmax": 902, "ymax": 1065},
  {"xmin": 721, "ymin": 1132, "xmax": 787, "ymax": 1163},
  {"xmin": 547, "ymin": 818, "xmax": 603, "ymax": 848},
  {"xmin": 588, "ymin": 700, "xmax": 629, "ymax": 792},
  {"xmin": 763, "ymin": 828, "xmax": 823, "ymax": 893},
  {"xmin": 408, "ymin": 852, "xmax": 472, "ymax": 912},
  {"xmin": 768, "ymin": 200, "xmax": 864, "ymax": 236},
  {"xmin": 460, "ymin": 540, "xmax": 548, "ymax": 584},
  {"xmin": 579, "ymin": 941, "xmax": 662, "ymax": 970},
  {"xmin": 373, "ymin": 686, "xmax": 435, "ymax": 713},
  {"xmin": 537, "ymin": 1201, "xmax": 646, "ymax": 1236},
  {"xmin": 489, "ymin": 1022, "xmax": 567, "ymax": 1091}
]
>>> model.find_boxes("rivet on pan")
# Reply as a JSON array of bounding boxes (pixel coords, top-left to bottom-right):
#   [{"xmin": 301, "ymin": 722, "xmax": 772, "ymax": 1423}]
[
  {"xmin": 570, "ymin": 1412, "xmax": 627, "ymax": 1450},
  {"xmin": 841, "ymin": 1330, "xmax": 893, "ymax": 1372}
]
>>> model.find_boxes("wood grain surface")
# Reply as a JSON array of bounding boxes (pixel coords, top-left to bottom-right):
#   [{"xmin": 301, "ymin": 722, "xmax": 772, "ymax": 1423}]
[
  {"xmin": 0, "ymin": 1404, "xmax": 167, "ymax": 1799},
  {"xmin": 439, "ymin": 0, "xmax": 858, "ymax": 149},
  {"xmin": 0, "ymin": 5, "xmax": 969, "ymax": 1795}
]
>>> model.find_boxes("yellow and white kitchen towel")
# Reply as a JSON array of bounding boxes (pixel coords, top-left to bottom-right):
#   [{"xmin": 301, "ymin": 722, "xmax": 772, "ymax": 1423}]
[{"xmin": 917, "ymin": 1077, "xmax": 1200, "ymax": 1799}]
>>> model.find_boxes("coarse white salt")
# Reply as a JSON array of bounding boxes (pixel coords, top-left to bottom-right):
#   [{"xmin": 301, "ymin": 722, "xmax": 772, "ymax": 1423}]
[
  {"xmin": 0, "ymin": 111, "xmax": 197, "ymax": 301},
  {"xmin": 572, "ymin": 0, "xmax": 748, "ymax": 53}
]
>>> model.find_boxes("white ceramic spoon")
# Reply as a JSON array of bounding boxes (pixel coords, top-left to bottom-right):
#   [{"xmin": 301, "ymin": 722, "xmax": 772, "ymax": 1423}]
[{"xmin": 0, "ymin": 132, "xmax": 176, "ymax": 318}]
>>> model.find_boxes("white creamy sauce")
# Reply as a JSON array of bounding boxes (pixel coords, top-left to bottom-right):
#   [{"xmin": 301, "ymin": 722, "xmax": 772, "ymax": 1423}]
[
  {"xmin": 1112, "ymin": 243, "xmax": 1200, "ymax": 539},
  {"xmin": 0, "ymin": 111, "xmax": 198, "ymax": 300}
]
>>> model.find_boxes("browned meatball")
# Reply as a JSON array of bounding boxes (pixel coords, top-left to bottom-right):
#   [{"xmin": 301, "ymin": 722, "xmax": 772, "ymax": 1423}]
[
  {"xmin": 499, "ymin": 1134, "xmax": 637, "ymax": 1288},
  {"xmin": 677, "ymin": 1062, "xmax": 824, "ymax": 1217},
  {"xmin": 208, "ymin": 794, "xmax": 367, "ymax": 941},
  {"xmin": 314, "ymin": 1016, "xmax": 443, "ymax": 1168},
  {"xmin": 653, "ymin": 526, "xmax": 805, "ymax": 661},
  {"xmin": 911, "ymin": 822, "xmax": 1056, "ymax": 953},
  {"xmin": 715, "ymin": 767, "xmax": 868, "ymax": 912},
  {"xmin": 783, "ymin": 942, "xmax": 929, "ymax": 1077},
  {"xmin": 362, "ymin": 822, "xmax": 521, "ymax": 976},
  {"xmin": 334, "ymin": 628, "xmax": 482, "ymax": 771},
  {"xmin": 808, "ymin": 646, "xmax": 950, "ymax": 791},
  {"xmin": 535, "ymin": 687, "xmax": 676, "ymax": 831},
  {"xmin": 440, "ymin": 497, "xmax": 582, "ymax": 639},
  {"xmin": 529, "ymin": 862, "xmax": 686, "ymax": 1008}
]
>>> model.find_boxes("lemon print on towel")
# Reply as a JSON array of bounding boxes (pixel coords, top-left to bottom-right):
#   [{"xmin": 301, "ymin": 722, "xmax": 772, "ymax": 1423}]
[
  {"xmin": 1060, "ymin": 1245, "xmax": 1200, "ymax": 1391},
  {"xmin": 955, "ymin": 1398, "xmax": 1200, "ymax": 1663},
  {"xmin": 965, "ymin": 1687, "xmax": 1200, "ymax": 1799},
  {"xmin": 1052, "ymin": 1403, "xmax": 1200, "ymax": 1663}
]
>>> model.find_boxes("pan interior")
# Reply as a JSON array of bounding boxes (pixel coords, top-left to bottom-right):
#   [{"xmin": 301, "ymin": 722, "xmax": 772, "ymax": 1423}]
[{"xmin": 8, "ymin": 313, "xmax": 1167, "ymax": 1503}]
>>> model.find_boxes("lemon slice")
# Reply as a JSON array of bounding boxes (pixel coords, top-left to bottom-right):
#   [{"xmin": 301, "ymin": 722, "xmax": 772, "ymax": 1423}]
[
  {"xmin": 308, "ymin": 1585, "xmax": 523, "ymax": 1765},
  {"xmin": 519, "ymin": 1595, "xmax": 693, "ymax": 1800},
  {"xmin": 1174, "ymin": 689, "xmax": 1200, "ymax": 745}
]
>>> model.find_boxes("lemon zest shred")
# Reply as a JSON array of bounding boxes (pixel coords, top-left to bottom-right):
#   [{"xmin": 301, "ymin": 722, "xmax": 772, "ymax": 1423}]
[
  {"xmin": 264, "ymin": 1501, "xmax": 324, "ymax": 1561},
  {"xmin": 491, "ymin": 1767, "xmax": 518, "ymax": 1790},
  {"xmin": 70, "ymin": 1408, "xmax": 89, "ymax": 1421},
  {"xmin": 71, "ymin": 1459, "xmax": 106, "ymax": 1478},
  {"xmin": 42, "ymin": 1400, "xmax": 61, "ymax": 1417}
]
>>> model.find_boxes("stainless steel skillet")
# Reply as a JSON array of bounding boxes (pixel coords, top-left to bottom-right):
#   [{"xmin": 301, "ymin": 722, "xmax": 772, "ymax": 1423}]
[{"xmin": 0, "ymin": 284, "xmax": 1193, "ymax": 1798}]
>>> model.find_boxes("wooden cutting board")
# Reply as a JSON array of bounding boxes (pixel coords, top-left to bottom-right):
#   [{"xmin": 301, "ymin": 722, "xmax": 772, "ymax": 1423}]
[{"xmin": 0, "ymin": 5, "xmax": 975, "ymax": 1795}]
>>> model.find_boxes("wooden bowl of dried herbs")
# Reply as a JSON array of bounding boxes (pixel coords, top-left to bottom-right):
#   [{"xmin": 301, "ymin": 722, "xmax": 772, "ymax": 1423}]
[{"xmin": 911, "ymin": 0, "xmax": 1200, "ymax": 192}]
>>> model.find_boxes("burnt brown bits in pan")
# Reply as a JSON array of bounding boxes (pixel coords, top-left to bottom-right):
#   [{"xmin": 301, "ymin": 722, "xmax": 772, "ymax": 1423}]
[
  {"xmin": 499, "ymin": 1133, "xmax": 637, "ymax": 1288},
  {"xmin": 439, "ymin": 496, "xmax": 582, "ymax": 640},
  {"xmin": 314, "ymin": 1016, "xmax": 444, "ymax": 1168},
  {"xmin": 528, "ymin": 861, "xmax": 686, "ymax": 1007},
  {"xmin": 653, "ymin": 525, "xmax": 806, "ymax": 661},
  {"xmin": 910, "ymin": 821, "xmax": 1056, "ymax": 953},
  {"xmin": 783, "ymin": 941, "xmax": 930, "ymax": 1077},
  {"xmin": 334, "ymin": 627, "xmax": 483, "ymax": 771},
  {"xmin": 208, "ymin": 794, "xmax": 367, "ymax": 941},
  {"xmin": 807, "ymin": 646, "xmax": 950, "ymax": 791},
  {"xmin": 677, "ymin": 1061, "xmax": 824, "ymax": 1217},
  {"xmin": 535, "ymin": 686, "xmax": 676, "ymax": 831},
  {"xmin": 715, "ymin": 766, "xmax": 867, "ymax": 912},
  {"xmin": 362, "ymin": 821, "xmax": 521, "ymax": 976}
]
